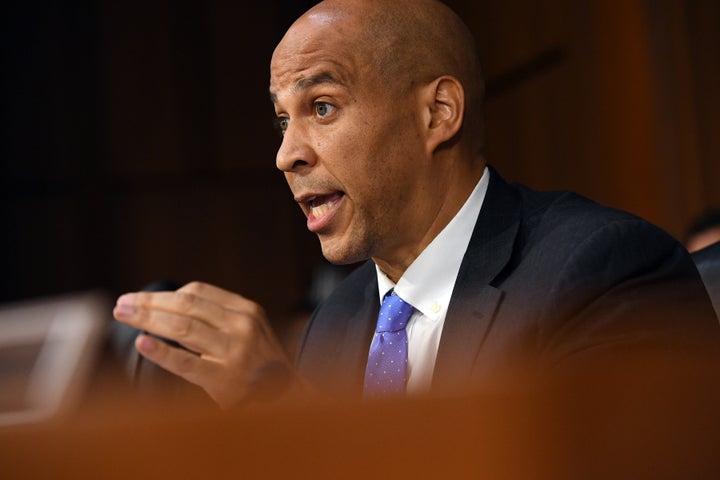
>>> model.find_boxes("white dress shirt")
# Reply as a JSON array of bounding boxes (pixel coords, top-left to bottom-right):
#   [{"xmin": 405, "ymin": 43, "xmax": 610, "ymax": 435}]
[{"xmin": 374, "ymin": 167, "xmax": 489, "ymax": 394}]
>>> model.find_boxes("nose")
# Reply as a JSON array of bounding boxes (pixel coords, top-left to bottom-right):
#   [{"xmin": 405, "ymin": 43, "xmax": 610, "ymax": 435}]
[{"xmin": 275, "ymin": 122, "xmax": 317, "ymax": 173}]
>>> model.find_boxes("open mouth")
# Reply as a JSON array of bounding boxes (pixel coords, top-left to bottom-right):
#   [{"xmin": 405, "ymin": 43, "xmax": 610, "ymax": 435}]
[
  {"xmin": 299, "ymin": 191, "xmax": 345, "ymax": 233},
  {"xmin": 306, "ymin": 192, "xmax": 344, "ymax": 219}
]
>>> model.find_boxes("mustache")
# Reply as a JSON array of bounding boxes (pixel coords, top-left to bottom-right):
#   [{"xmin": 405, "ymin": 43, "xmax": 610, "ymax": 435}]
[{"xmin": 288, "ymin": 177, "xmax": 342, "ymax": 199}]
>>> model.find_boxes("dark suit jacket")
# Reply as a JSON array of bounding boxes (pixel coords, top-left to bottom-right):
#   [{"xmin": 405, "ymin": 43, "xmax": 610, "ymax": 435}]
[{"xmin": 296, "ymin": 167, "xmax": 720, "ymax": 397}]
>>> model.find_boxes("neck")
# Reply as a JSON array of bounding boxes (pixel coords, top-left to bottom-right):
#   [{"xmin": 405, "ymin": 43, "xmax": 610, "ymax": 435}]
[{"xmin": 373, "ymin": 154, "xmax": 486, "ymax": 283}]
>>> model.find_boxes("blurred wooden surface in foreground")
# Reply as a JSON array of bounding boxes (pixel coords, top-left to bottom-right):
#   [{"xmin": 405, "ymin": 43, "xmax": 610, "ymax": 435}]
[{"xmin": 2, "ymin": 357, "xmax": 720, "ymax": 480}]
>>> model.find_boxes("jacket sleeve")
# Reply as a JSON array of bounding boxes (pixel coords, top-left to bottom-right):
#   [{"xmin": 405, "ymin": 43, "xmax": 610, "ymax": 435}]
[{"xmin": 537, "ymin": 217, "xmax": 720, "ymax": 381}]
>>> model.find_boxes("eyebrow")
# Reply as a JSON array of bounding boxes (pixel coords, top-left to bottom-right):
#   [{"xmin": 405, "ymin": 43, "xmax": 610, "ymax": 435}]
[{"xmin": 270, "ymin": 71, "xmax": 343, "ymax": 104}]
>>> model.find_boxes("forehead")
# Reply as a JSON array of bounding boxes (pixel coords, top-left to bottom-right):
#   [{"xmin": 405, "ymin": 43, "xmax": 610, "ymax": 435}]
[
  {"xmin": 270, "ymin": 55, "xmax": 356, "ymax": 102},
  {"xmin": 270, "ymin": 17, "xmax": 367, "ymax": 101}
]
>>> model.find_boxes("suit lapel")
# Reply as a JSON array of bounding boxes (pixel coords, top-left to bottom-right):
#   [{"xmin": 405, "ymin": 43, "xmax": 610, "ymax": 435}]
[
  {"xmin": 432, "ymin": 167, "xmax": 521, "ymax": 391},
  {"xmin": 297, "ymin": 261, "xmax": 379, "ymax": 396},
  {"xmin": 336, "ymin": 272, "xmax": 379, "ymax": 394}
]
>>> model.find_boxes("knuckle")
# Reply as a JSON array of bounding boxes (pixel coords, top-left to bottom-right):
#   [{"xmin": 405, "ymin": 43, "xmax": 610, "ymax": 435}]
[
  {"xmin": 180, "ymin": 281, "xmax": 205, "ymax": 294},
  {"xmin": 235, "ymin": 314, "xmax": 261, "ymax": 337},
  {"xmin": 174, "ymin": 291, "xmax": 197, "ymax": 311},
  {"xmin": 249, "ymin": 303, "xmax": 266, "ymax": 319},
  {"xmin": 133, "ymin": 306, "xmax": 151, "ymax": 328},
  {"xmin": 168, "ymin": 316, "xmax": 194, "ymax": 340},
  {"xmin": 133, "ymin": 291, "xmax": 150, "ymax": 307},
  {"xmin": 174, "ymin": 352, "xmax": 196, "ymax": 376}
]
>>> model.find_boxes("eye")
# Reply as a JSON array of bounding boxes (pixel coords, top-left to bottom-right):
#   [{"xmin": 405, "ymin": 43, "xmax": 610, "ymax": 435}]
[
  {"xmin": 275, "ymin": 117, "xmax": 289, "ymax": 135},
  {"xmin": 314, "ymin": 102, "xmax": 335, "ymax": 118}
]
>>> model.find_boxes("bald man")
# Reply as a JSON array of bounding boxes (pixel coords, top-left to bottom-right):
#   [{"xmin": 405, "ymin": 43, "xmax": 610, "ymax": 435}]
[{"xmin": 113, "ymin": 0, "xmax": 719, "ymax": 406}]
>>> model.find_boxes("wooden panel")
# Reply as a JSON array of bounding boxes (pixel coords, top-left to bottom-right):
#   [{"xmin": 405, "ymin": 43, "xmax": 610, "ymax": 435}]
[
  {"xmin": 94, "ymin": 2, "xmax": 320, "ymax": 318},
  {"xmin": 2, "ymin": 368, "xmax": 720, "ymax": 479},
  {"xmin": 107, "ymin": 175, "xmax": 311, "ymax": 317},
  {"xmin": 446, "ymin": 0, "xmax": 720, "ymax": 239},
  {"xmin": 685, "ymin": 1, "xmax": 720, "ymax": 211}
]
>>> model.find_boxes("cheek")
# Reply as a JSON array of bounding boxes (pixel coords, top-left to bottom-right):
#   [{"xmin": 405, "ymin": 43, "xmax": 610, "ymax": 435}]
[
  {"xmin": 325, "ymin": 127, "xmax": 376, "ymax": 173},
  {"xmin": 325, "ymin": 107, "xmax": 416, "ymax": 193},
  {"xmin": 313, "ymin": 134, "xmax": 329, "ymax": 154}
]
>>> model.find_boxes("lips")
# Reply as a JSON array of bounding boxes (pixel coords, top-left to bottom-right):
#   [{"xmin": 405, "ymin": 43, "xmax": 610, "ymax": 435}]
[{"xmin": 299, "ymin": 191, "xmax": 345, "ymax": 232}]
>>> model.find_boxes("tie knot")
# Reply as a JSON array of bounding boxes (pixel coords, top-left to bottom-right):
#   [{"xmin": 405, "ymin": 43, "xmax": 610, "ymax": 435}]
[{"xmin": 376, "ymin": 292, "xmax": 414, "ymax": 333}]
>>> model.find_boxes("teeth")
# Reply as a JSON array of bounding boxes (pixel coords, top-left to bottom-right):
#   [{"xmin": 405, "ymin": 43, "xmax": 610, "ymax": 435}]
[{"xmin": 311, "ymin": 199, "xmax": 337, "ymax": 218}]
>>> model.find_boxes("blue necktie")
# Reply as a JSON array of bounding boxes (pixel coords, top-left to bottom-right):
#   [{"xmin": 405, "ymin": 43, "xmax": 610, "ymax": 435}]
[{"xmin": 364, "ymin": 291, "xmax": 415, "ymax": 397}]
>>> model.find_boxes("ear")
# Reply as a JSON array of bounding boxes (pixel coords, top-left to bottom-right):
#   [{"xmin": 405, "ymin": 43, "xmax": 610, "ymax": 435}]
[{"xmin": 421, "ymin": 76, "xmax": 465, "ymax": 153}]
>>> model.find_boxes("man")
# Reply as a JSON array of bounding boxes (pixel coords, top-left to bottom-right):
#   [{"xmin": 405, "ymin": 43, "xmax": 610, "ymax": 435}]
[{"xmin": 113, "ymin": 0, "xmax": 719, "ymax": 408}]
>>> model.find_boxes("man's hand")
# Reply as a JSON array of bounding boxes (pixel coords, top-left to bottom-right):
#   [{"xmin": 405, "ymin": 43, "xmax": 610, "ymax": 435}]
[{"xmin": 112, "ymin": 281, "xmax": 296, "ymax": 409}]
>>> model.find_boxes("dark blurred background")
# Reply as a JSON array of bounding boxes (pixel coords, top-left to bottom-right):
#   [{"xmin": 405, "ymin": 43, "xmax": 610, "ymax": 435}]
[{"xmin": 2, "ymin": 0, "xmax": 719, "ymax": 332}]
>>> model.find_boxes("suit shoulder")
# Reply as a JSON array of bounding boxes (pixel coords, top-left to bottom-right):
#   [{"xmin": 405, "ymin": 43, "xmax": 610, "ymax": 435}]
[
  {"xmin": 508, "ymin": 183, "xmax": 675, "ymax": 252},
  {"xmin": 512, "ymin": 182, "xmax": 636, "ymax": 225}
]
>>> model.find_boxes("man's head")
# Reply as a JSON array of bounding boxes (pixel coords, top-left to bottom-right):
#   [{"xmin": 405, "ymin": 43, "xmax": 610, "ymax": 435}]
[{"xmin": 269, "ymin": 0, "xmax": 486, "ymax": 280}]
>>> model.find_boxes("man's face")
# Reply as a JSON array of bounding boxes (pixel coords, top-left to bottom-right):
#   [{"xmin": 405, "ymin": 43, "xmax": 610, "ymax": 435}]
[{"xmin": 269, "ymin": 13, "xmax": 430, "ymax": 266}]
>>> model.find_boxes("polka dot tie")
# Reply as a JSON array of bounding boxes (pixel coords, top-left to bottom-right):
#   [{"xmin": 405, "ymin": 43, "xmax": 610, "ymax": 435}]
[{"xmin": 363, "ymin": 290, "xmax": 415, "ymax": 397}]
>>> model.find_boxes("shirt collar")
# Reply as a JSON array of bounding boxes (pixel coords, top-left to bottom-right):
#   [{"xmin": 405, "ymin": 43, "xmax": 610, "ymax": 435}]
[{"xmin": 376, "ymin": 166, "xmax": 490, "ymax": 320}]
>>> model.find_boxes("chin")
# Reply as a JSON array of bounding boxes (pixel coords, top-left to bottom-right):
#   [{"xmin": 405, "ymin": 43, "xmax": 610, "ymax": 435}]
[{"xmin": 319, "ymin": 236, "xmax": 371, "ymax": 266}]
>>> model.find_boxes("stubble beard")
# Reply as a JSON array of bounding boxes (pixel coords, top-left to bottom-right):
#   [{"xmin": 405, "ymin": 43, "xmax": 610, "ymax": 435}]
[
  {"xmin": 318, "ymin": 230, "xmax": 374, "ymax": 266},
  {"xmin": 317, "ymin": 216, "xmax": 379, "ymax": 266}
]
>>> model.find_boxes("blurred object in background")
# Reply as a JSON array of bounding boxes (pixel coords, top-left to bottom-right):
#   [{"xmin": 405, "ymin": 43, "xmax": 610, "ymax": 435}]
[
  {"xmin": 277, "ymin": 262, "xmax": 353, "ymax": 360},
  {"xmin": 691, "ymin": 241, "xmax": 720, "ymax": 320},
  {"xmin": 685, "ymin": 209, "xmax": 720, "ymax": 253},
  {"xmin": 0, "ymin": 291, "xmax": 108, "ymax": 426}
]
